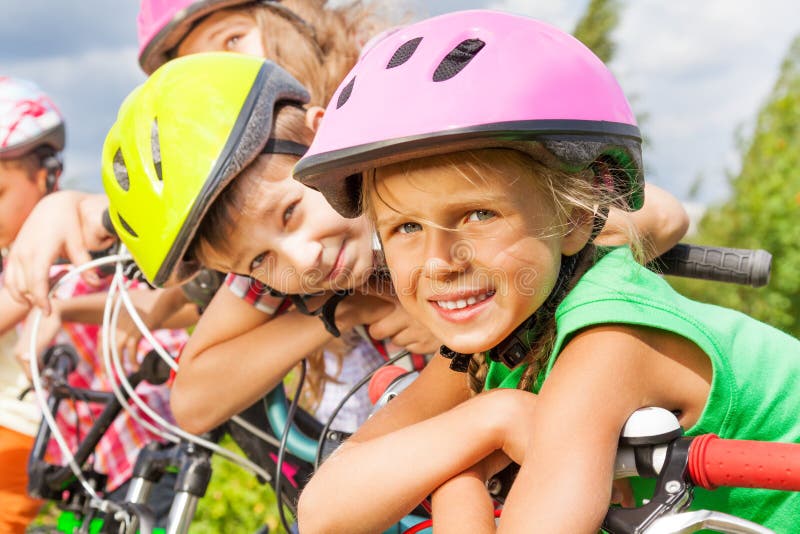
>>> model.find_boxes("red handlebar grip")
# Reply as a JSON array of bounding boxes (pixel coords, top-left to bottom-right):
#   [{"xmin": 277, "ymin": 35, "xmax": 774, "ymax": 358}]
[
  {"xmin": 367, "ymin": 365, "xmax": 409, "ymax": 405},
  {"xmin": 689, "ymin": 434, "xmax": 800, "ymax": 491}
]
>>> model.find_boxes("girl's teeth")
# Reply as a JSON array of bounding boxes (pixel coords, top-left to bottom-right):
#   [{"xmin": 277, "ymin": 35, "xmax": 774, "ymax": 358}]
[{"xmin": 436, "ymin": 292, "xmax": 490, "ymax": 310}]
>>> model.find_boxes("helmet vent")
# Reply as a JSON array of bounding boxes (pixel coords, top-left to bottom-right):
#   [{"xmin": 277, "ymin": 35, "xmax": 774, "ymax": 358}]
[
  {"xmin": 433, "ymin": 39, "xmax": 485, "ymax": 82},
  {"xmin": 387, "ymin": 37, "xmax": 423, "ymax": 69},
  {"xmin": 151, "ymin": 119, "xmax": 163, "ymax": 182},
  {"xmin": 116, "ymin": 213, "xmax": 138, "ymax": 238},
  {"xmin": 336, "ymin": 77, "xmax": 356, "ymax": 109},
  {"xmin": 112, "ymin": 149, "xmax": 130, "ymax": 191}
]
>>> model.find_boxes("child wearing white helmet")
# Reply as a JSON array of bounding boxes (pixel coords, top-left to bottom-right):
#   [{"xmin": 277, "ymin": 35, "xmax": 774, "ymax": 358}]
[
  {"xmin": 0, "ymin": 76, "xmax": 190, "ymax": 531},
  {"xmin": 0, "ymin": 74, "xmax": 64, "ymax": 534}
]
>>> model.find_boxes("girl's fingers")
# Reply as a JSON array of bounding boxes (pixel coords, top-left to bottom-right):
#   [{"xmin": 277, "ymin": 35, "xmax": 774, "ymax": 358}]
[{"xmin": 367, "ymin": 309, "xmax": 405, "ymax": 341}]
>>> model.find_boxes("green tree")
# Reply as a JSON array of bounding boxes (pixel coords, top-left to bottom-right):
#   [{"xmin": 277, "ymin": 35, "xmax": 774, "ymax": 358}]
[
  {"xmin": 572, "ymin": 0, "xmax": 621, "ymax": 63},
  {"xmin": 670, "ymin": 34, "xmax": 800, "ymax": 336}
]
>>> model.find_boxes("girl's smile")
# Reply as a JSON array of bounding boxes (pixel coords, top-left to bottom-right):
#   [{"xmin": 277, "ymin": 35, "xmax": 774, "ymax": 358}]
[
  {"xmin": 370, "ymin": 150, "xmax": 591, "ymax": 355},
  {"xmin": 429, "ymin": 289, "xmax": 496, "ymax": 323}
]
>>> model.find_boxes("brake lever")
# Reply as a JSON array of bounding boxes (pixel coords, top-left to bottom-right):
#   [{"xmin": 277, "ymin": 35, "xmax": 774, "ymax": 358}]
[{"xmin": 644, "ymin": 509, "xmax": 774, "ymax": 534}]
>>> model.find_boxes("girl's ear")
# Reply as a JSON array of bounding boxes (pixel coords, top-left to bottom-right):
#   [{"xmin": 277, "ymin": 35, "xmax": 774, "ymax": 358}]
[
  {"xmin": 304, "ymin": 106, "xmax": 325, "ymax": 133},
  {"xmin": 561, "ymin": 207, "xmax": 595, "ymax": 256}
]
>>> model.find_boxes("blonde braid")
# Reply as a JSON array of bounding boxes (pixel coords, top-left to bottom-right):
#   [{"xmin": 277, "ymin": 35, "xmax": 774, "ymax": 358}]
[
  {"xmin": 516, "ymin": 245, "xmax": 596, "ymax": 392},
  {"xmin": 467, "ymin": 352, "xmax": 490, "ymax": 395}
]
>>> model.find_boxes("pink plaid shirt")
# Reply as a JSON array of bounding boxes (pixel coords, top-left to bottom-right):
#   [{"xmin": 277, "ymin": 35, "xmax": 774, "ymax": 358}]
[{"xmin": 44, "ymin": 271, "xmax": 188, "ymax": 491}]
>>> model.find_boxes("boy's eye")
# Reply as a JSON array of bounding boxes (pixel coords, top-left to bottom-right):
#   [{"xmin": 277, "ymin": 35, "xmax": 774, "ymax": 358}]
[
  {"xmin": 397, "ymin": 222, "xmax": 422, "ymax": 234},
  {"xmin": 283, "ymin": 202, "xmax": 297, "ymax": 226},
  {"xmin": 466, "ymin": 209, "xmax": 496, "ymax": 222},
  {"xmin": 250, "ymin": 252, "xmax": 268, "ymax": 272},
  {"xmin": 225, "ymin": 35, "xmax": 243, "ymax": 50}
]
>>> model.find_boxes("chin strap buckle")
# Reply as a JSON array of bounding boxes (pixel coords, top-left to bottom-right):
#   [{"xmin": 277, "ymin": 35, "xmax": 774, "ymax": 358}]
[
  {"xmin": 439, "ymin": 345, "xmax": 472, "ymax": 372},
  {"xmin": 290, "ymin": 291, "xmax": 349, "ymax": 337}
]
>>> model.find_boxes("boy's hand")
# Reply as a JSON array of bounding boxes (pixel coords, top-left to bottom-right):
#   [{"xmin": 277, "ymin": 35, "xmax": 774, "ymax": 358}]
[
  {"xmin": 5, "ymin": 191, "xmax": 113, "ymax": 314},
  {"xmin": 14, "ymin": 304, "xmax": 63, "ymax": 381}
]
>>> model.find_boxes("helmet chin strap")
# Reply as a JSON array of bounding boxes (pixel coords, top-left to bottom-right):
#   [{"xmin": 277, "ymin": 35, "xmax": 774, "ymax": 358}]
[
  {"xmin": 37, "ymin": 148, "xmax": 62, "ymax": 193},
  {"xmin": 439, "ymin": 205, "xmax": 609, "ymax": 373}
]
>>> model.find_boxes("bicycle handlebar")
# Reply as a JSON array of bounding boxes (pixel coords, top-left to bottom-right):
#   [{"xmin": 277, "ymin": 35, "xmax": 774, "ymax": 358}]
[
  {"xmin": 654, "ymin": 244, "xmax": 772, "ymax": 287},
  {"xmin": 688, "ymin": 434, "xmax": 800, "ymax": 492}
]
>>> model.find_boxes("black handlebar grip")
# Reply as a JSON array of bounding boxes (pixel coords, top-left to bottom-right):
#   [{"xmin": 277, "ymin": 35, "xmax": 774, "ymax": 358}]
[
  {"xmin": 655, "ymin": 244, "xmax": 772, "ymax": 287},
  {"xmin": 138, "ymin": 350, "xmax": 173, "ymax": 386}
]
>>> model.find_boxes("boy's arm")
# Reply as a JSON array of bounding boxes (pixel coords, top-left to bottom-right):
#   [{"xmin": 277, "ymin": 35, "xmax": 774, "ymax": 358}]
[{"xmin": 597, "ymin": 183, "xmax": 689, "ymax": 260}]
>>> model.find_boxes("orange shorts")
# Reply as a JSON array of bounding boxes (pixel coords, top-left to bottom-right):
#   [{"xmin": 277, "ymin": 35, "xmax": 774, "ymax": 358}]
[{"xmin": 0, "ymin": 426, "xmax": 43, "ymax": 534}]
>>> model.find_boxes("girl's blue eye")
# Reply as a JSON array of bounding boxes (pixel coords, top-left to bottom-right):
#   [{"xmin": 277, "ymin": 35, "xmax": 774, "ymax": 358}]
[
  {"xmin": 467, "ymin": 209, "xmax": 496, "ymax": 222},
  {"xmin": 250, "ymin": 252, "xmax": 267, "ymax": 272},
  {"xmin": 397, "ymin": 222, "xmax": 422, "ymax": 234}
]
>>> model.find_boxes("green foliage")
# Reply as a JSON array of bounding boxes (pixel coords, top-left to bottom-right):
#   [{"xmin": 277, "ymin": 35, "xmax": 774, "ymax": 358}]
[
  {"xmin": 670, "ymin": 34, "xmax": 800, "ymax": 337},
  {"xmin": 572, "ymin": 0, "xmax": 621, "ymax": 63},
  {"xmin": 191, "ymin": 436, "xmax": 287, "ymax": 533}
]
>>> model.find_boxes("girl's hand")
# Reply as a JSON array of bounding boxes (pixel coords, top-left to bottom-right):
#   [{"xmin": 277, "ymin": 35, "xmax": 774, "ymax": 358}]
[
  {"xmin": 333, "ymin": 290, "xmax": 396, "ymax": 332},
  {"xmin": 366, "ymin": 301, "xmax": 441, "ymax": 354},
  {"xmin": 99, "ymin": 303, "xmax": 146, "ymax": 371},
  {"xmin": 5, "ymin": 191, "xmax": 113, "ymax": 313}
]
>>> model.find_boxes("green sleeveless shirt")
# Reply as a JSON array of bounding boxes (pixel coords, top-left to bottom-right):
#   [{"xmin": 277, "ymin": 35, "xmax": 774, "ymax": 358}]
[{"xmin": 485, "ymin": 247, "xmax": 800, "ymax": 532}]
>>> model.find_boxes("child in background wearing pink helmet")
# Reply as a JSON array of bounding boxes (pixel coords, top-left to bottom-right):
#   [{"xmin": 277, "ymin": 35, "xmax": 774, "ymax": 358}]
[
  {"xmin": 293, "ymin": 11, "xmax": 800, "ymax": 532},
  {"xmin": 6, "ymin": 3, "xmax": 685, "ymax": 435},
  {"xmin": 0, "ymin": 76, "xmax": 192, "ymax": 531}
]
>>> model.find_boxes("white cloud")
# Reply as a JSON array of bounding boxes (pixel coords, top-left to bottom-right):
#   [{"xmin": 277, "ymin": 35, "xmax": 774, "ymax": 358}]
[
  {"xmin": 484, "ymin": 0, "xmax": 585, "ymax": 30},
  {"xmin": 613, "ymin": 0, "xmax": 799, "ymax": 200}
]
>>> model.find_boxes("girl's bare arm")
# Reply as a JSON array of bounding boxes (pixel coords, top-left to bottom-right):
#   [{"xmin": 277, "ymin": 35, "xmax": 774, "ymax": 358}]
[
  {"xmin": 497, "ymin": 325, "xmax": 711, "ymax": 533},
  {"xmin": 597, "ymin": 184, "xmax": 689, "ymax": 260},
  {"xmin": 297, "ymin": 356, "xmax": 523, "ymax": 533}
]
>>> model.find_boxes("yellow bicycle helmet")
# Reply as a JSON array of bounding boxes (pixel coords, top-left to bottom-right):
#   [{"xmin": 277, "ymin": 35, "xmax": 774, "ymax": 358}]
[{"xmin": 102, "ymin": 53, "xmax": 310, "ymax": 287}]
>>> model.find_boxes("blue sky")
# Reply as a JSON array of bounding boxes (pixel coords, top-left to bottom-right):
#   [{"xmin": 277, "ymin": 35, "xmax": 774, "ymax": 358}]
[{"xmin": 2, "ymin": 1, "xmax": 798, "ymax": 204}]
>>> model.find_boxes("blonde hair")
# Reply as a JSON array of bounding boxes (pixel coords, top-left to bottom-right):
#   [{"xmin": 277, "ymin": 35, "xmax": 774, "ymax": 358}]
[
  {"xmin": 363, "ymin": 148, "xmax": 642, "ymax": 394},
  {"xmin": 248, "ymin": 0, "xmax": 387, "ymax": 106}
]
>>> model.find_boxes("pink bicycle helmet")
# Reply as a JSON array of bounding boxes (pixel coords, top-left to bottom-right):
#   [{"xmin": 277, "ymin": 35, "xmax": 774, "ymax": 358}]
[
  {"xmin": 294, "ymin": 10, "xmax": 644, "ymax": 218},
  {"xmin": 0, "ymin": 76, "xmax": 65, "ymax": 160},
  {"xmin": 137, "ymin": 0, "xmax": 315, "ymax": 74}
]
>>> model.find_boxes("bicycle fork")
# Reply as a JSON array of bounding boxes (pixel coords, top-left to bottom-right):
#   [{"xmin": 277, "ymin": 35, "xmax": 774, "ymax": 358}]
[{"xmin": 124, "ymin": 440, "xmax": 214, "ymax": 534}]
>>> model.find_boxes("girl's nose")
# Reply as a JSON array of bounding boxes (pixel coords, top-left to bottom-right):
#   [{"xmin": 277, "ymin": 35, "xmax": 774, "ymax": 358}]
[{"xmin": 423, "ymin": 230, "xmax": 470, "ymax": 279}]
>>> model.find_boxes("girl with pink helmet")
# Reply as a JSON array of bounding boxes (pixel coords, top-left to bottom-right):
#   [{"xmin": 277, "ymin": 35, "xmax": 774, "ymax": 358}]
[
  {"xmin": 136, "ymin": 0, "xmax": 385, "ymax": 105},
  {"xmin": 294, "ymin": 10, "xmax": 800, "ymax": 532}
]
